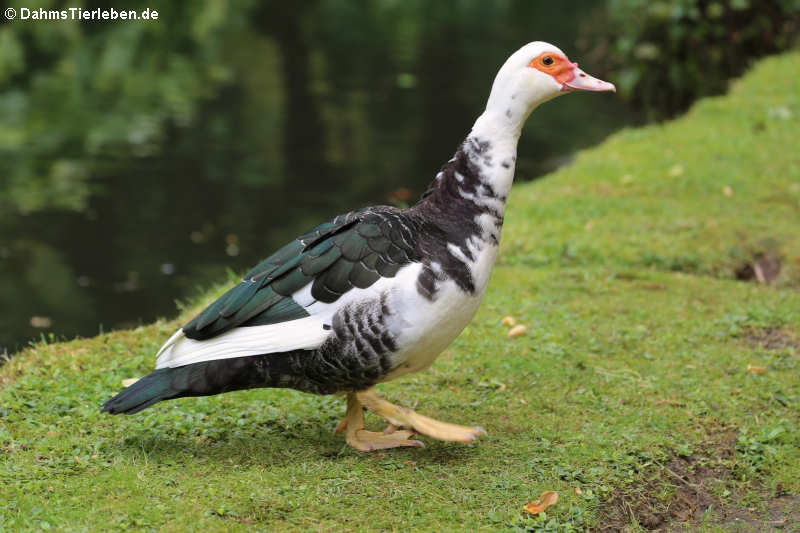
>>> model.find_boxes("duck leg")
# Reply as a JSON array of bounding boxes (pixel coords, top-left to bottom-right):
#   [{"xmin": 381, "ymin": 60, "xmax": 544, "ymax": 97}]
[
  {"xmin": 355, "ymin": 388, "xmax": 487, "ymax": 444},
  {"xmin": 335, "ymin": 393, "xmax": 424, "ymax": 451}
]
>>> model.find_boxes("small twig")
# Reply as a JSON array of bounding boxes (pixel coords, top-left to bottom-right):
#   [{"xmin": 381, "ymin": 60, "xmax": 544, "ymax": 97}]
[
  {"xmin": 593, "ymin": 366, "xmax": 650, "ymax": 385},
  {"xmin": 677, "ymin": 491, "xmax": 697, "ymax": 515},
  {"xmin": 653, "ymin": 460, "xmax": 701, "ymax": 489},
  {"xmin": 654, "ymin": 398, "xmax": 685, "ymax": 406},
  {"xmin": 765, "ymin": 518, "xmax": 789, "ymax": 526},
  {"xmin": 753, "ymin": 262, "xmax": 767, "ymax": 284},
  {"xmin": 624, "ymin": 499, "xmax": 638, "ymax": 526}
]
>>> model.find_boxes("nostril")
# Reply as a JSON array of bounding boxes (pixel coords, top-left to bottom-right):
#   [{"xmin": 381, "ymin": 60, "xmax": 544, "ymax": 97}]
[{"xmin": 579, "ymin": 73, "xmax": 586, "ymax": 78}]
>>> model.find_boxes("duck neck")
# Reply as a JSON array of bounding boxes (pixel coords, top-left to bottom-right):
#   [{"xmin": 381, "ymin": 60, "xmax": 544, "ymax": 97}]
[
  {"xmin": 418, "ymin": 107, "xmax": 523, "ymax": 221},
  {"xmin": 465, "ymin": 108, "xmax": 525, "ymax": 199},
  {"xmin": 410, "ymin": 95, "xmax": 534, "ymax": 296}
]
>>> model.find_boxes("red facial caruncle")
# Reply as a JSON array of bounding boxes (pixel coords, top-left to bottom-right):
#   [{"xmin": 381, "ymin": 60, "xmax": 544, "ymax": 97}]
[{"xmin": 529, "ymin": 52, "xmax": 616, "ymax": 93}]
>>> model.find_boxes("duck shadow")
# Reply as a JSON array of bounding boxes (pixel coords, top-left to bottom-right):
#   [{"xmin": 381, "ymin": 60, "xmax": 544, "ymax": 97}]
[{"xmin": 112, "ymin": 423, "xmax": 485, "ymax": 469}]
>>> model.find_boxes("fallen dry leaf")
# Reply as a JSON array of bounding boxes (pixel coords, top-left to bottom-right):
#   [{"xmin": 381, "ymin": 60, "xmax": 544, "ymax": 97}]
[
  {"xmin": 747, "ymin": 364, "xmax": 767, "ymax": 375},
  {"xmin": 524, "ymin": 491, "xmax": 559, "ymax": 515},
  {"xmin": 501, "ymin": 316, "xmax": 517, "ymax": 327},
  {"xmin": 723, "ymin": 186, "xmax": 733, "ymax": 197},
  {"xmin": 121, "ymin": 378, "xmax": 139, "ymax": 387},
  {"xmin": 507, "ymin": 325, "xmax": 527, "ymax": 338},
  {"xmin": 584, "ymin": 220, "xmax": 595, "ymax": 231},
  {"xmin": 668, "ymin": 164, "xmax": 685, "ymax": 177}
]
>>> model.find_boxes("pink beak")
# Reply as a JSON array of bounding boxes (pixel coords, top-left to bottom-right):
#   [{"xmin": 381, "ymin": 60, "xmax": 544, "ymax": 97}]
[{"xmin": 562, "ymin": 65, "xmax": 616, "ymax": 93}]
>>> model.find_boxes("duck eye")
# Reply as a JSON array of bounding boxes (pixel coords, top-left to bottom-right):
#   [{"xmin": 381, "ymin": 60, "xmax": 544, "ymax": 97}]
[{"xmin": 542, "ymin": 56, "xmax": 554, "ymax": 66}]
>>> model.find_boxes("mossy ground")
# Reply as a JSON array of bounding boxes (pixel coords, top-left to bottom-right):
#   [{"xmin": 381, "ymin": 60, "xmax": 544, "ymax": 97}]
[{"xmin": 2, "ymin": 52, "xmax": 799, "ymax": 532}]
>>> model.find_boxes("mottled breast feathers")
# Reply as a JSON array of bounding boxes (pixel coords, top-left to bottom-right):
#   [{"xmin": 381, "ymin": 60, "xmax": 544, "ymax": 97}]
[{"xmin": 182, "ymin": 208, "xmax": 421, "ymax": 341}]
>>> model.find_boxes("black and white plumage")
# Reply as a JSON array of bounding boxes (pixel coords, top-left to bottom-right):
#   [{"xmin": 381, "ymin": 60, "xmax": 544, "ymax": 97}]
[{"xmin": 102, "ymin": 42, "xmax": 615, "ymax": 450}]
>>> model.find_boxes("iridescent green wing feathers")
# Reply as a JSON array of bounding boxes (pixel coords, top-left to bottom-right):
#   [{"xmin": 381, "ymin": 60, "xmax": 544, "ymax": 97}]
[{"xmin": 182, "ymin": 209, "xmax": 419, "ymax": 340}]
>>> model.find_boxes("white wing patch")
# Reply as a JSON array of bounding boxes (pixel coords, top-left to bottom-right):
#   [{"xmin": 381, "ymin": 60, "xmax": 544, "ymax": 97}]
[
  {"xmin": 155, "ymin": 315, "xmax": 330, "ymax": 369},
  {"xmin": 154, "ymin": 263, "xmax": 425, "ymax": 370}
]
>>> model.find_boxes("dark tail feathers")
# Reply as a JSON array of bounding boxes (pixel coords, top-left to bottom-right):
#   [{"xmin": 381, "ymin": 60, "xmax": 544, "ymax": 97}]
[
  {"xmin": 101, "ymin": 353, "xmax": 300, "ymax": 415},
  {"xmin": 102, "ymin": 368, "xmax": 182, "ymax": 414}
]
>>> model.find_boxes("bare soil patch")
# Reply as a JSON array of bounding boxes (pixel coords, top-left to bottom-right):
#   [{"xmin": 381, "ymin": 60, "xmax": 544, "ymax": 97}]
[
  {"xmin": 744, "ymin": 327, "xmax": 799, "ymax": 351},
  {"xmin": 595, "ymin": 427, "xmax": 799, "ymax": 532}
]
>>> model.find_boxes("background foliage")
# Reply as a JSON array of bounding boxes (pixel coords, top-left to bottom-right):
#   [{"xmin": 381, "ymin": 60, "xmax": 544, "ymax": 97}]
[{"xmin": 581, "ymin": 0, "xmax": 800, "ymax": 118}]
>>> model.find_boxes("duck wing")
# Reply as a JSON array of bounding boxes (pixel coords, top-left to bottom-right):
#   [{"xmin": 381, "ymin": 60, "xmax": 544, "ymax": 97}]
[{"xmin": 155, "ymin": 207, "xmax": 420, "ymax": 369}]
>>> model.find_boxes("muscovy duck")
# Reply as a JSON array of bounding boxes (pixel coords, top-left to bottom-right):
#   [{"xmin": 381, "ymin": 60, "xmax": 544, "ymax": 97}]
[{"xmin": 103, "ymin": 42, "xmax": 615, "ymax": 451}]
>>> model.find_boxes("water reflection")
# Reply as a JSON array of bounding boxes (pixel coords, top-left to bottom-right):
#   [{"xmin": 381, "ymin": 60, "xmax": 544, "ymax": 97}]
[{"xmin": 0, "ymin": 1, "xmax": 639, "ymax": 353}]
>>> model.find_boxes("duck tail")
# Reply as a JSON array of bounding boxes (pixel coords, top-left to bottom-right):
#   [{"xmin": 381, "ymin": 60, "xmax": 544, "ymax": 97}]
[
  {"xmin": 101, "ymin": 368, "xmax": 181, "ymax": 414},
  {"xmin": 101, "ymin": 352, "xmax": 309, "ymax": 415}
]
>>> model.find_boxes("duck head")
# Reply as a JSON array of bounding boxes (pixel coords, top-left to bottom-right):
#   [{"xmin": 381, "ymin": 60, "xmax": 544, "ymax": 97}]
[{"xmin": 483, "ymin": 41, "xmax": 615, "ymax": 133}]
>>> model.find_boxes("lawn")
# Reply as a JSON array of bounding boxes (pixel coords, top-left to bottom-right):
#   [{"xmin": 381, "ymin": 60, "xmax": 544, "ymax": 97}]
[{"xmin": 2, "ymin": 52, "xmax": 799, "ymax": 532}]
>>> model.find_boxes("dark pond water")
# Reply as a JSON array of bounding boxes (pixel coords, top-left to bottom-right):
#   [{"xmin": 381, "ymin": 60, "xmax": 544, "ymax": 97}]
[{"xmin": 0, "ymin": 1, "xmax": 640, "ymax": 354}]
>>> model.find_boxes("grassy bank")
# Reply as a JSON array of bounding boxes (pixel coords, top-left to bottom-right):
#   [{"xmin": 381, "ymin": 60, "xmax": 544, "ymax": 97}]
[{"xmin": 2, "ymin": 52, "xmax": 799, "ymax": 531}]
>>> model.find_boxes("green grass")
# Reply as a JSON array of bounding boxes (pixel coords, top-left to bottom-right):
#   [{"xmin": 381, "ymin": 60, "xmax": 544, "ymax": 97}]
[{"xmin": 2, "ymin": 52, "xmax": 799, "ymax": 532}]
